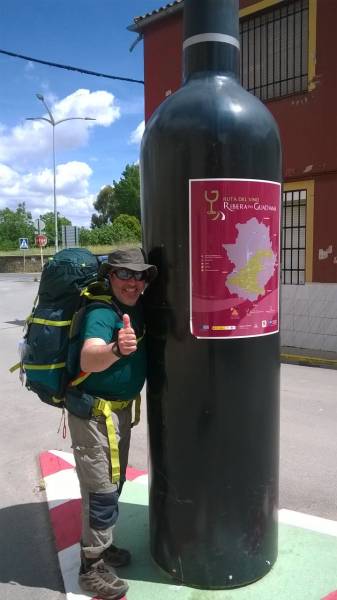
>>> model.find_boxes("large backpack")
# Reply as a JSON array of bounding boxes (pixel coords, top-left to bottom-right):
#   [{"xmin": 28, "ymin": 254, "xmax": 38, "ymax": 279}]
[{"xmin": 12, "ymin": 248, "xmax": 112, "ymax": 410}]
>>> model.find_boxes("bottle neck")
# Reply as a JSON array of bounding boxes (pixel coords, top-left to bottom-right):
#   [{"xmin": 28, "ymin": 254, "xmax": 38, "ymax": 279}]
[{"xmin": 183, "ymin": 0, "xmax": 240, "ymax": 81}]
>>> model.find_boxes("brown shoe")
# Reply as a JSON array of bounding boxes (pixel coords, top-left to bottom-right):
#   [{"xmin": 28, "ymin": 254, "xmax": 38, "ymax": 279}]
[
  {"xmin": 102, "ymin": 544, "xmax": 131, "ymax": 568},
  {"xmin": 79, "ymin": 558, "xmax": 128, "ymax": 600}
]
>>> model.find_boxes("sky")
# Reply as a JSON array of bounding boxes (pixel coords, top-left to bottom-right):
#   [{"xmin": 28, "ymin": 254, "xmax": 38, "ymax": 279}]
[{"xmin": 0, "ymin": 0, "xmax": 165, "ymax": 228}]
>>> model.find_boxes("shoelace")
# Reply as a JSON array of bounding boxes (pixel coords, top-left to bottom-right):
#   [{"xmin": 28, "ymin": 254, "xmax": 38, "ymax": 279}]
[{"xmin": 95, "ymin": 560, "xmax": 110, "ymax": 573}]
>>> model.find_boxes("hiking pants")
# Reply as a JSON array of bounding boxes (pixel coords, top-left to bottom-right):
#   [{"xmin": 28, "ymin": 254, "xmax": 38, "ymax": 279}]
[{"xmin": 68, "ymin": 403, "xmax": 132, "ymax": 559}]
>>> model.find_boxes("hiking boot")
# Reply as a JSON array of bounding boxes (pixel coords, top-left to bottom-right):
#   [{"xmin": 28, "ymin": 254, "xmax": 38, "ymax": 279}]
[
  {"xmin": 79, "ymin": 558, "xmax": 129, "ymax": 600},
  {"xmin": 102, "ymin": 544, "xmax": 131, "ymax": 567}
]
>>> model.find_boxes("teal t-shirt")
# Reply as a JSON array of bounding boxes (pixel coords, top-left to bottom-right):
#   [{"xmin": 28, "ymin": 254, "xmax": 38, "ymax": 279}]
[{"xmin": 79, "ymin": 301, "xmax": 146, "ymax": 400}]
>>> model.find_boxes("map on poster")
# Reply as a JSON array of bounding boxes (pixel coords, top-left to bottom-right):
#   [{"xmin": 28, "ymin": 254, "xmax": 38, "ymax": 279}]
[{"xmin": 223, "ymin": 218, "xmax": 277, "ymax": 302}]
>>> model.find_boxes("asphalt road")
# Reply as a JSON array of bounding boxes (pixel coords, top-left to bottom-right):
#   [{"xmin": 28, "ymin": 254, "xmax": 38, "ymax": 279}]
[{"xmin": 0, "ymin": 273, "xmax": 336, "ymax": 600}]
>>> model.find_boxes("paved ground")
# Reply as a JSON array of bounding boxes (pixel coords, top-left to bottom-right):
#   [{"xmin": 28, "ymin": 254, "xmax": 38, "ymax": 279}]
[
  {"xmin": 41, "ymin": 450, "xmax": 337, "ymax": 600},
  {"xmin": 1, "ymin": 273, "xmax": 336, "ymax": 600}
]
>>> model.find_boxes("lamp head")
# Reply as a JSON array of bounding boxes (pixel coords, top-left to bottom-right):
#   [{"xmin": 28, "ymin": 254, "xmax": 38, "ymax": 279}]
[{"xmin": 36, "ymin": 93, "xmax": 44, "ymax": 101}]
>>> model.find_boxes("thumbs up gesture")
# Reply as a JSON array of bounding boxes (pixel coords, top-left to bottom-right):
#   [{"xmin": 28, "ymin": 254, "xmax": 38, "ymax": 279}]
[{"xmin": 117, "ymin": 314, "xmax": 137, "ymax": 356}]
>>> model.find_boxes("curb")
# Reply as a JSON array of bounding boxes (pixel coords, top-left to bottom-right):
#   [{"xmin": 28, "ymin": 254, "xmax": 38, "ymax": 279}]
[{"xmin": 281, "ymin": 353, "xmax": 337, "ymax": 369}]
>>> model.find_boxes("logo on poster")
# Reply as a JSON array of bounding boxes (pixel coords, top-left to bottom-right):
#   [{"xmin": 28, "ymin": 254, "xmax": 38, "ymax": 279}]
[{"xmin": 205, "ymin": 190, "xmax": 225, "ymax": 221}]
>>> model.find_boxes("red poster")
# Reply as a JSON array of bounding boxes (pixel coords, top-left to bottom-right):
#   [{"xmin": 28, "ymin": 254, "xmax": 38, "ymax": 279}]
[{"xmin": 189, "ymin": 179, "xmax": 281, "ymax": 339}]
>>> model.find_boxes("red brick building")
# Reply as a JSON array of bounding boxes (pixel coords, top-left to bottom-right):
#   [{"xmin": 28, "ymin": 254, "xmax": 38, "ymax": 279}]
[{"xmin": 129, "ymin": 0, "xmax": 337, "ymax": 352}]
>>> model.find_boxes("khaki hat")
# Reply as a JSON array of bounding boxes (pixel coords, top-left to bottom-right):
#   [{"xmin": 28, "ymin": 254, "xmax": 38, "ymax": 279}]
[{"xmin": 99, "ymin": 247, "xmax": 157, "ymax": 282}]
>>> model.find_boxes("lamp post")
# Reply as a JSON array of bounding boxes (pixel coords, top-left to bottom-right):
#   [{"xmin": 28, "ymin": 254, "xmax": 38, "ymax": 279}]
[{"xmin": 26, "ymin": 93, "xmax": 96, "ymax": 253}]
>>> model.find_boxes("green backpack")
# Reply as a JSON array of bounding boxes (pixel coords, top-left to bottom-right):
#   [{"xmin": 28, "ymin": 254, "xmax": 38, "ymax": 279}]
[{"xmin": 12, "ymin": 248, "xmax": 113, "ymax": 413}]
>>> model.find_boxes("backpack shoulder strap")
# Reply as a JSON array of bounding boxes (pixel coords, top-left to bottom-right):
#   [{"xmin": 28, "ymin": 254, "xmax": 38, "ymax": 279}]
[{"xmin": 68, "ymin": 290, "xmax": 122, "ymax": 388}]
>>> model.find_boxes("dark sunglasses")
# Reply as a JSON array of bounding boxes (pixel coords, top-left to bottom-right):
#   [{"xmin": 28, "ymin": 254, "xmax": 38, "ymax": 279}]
[{"xmin": 112, "ymin": 268, "xmax": 147, "ymax": 281}]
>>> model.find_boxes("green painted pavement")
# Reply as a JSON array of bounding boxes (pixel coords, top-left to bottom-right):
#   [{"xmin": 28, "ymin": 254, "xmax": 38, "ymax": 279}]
[{"xmin": 115, "ymin": 479, "xmax": 337, "ymax": 600}]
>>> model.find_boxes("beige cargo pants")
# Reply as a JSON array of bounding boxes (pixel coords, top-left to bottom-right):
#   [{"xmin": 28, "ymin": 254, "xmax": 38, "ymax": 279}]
[{"xmin": 68, "ymin": 402, "xmax": 132, "ymax": 559}]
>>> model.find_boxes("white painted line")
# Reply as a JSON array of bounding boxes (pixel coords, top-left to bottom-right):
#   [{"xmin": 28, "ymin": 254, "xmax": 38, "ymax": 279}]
[
  {"xmin": 50, "ymin": 449, "xmax": 76, "ymax": 466},
  {"xmin": 44, "ymin": 468, "xmax": 81, "ymax": 509},
  {"xmin": 131, "ymin": 474, "xmax": 148, "ymax": 486},
  {"xmin": 279, "ymin": 509, "xmax": 337, "ymax": 537},
  {"xmin": 58, "ymin": 544, "xmax": 94, "ymax": 599}
]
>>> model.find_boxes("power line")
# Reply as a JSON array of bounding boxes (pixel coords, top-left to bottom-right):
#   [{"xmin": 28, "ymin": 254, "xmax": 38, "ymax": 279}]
[{"xmin": 0, "ymin": 48, "xmax": 144, "ymax": 85}]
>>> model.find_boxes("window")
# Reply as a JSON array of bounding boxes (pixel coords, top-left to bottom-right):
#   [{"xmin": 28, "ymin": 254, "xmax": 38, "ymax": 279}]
[
  {"xmin": 240, "ymin": 0, "xmax": 309, "ymax": 100},
  {"xmin": 281, "ymin": 189, "xmax": 307, "ymax": 284}
]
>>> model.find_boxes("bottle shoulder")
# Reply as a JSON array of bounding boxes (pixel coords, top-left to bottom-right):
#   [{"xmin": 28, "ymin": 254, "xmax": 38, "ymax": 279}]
[{"xmin": 144, "ymin": 74, "xmax": 279, "ymax": 139}]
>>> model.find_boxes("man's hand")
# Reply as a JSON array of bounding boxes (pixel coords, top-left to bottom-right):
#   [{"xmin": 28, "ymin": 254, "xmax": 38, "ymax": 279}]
[{"xmin": 118, "ymin": 314, "xmax": 137, "ymax": 356}]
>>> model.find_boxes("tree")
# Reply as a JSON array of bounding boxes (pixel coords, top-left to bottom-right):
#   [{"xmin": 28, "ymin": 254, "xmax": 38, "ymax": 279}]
[
  {"xmin": 0, "ymin": 203, "xmax": 35, "ymax": 250},
  {"xmin": 40, "ymin": 211, "xmax": 71, "ymax": 246},
  {"xmin": 111, "ymin": 214, "xmax": 141, "ymax": 243},
  {"xmin": 79, "ymin": 215, "xmax": 141, "ymax": 247},
  {"xmin": 113, "ymin": 164, "xmax": 140, "ymax": 219},
  {"xmin": 91, "ymin": 185, "xmax": 119, "ymax": 228},
  {"xmin": 91, "ymin": 164, "xmax": 141, "ymax": 227}
]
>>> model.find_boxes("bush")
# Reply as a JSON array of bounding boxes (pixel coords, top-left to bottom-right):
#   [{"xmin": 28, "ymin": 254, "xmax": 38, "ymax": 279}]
[
  {"xmin": 79, "ymin": 215, "xmax": 141, "ymax": 247},
  {"xmin": 110, "ymin": 214, "xmax": 141, "ymax": 243}
]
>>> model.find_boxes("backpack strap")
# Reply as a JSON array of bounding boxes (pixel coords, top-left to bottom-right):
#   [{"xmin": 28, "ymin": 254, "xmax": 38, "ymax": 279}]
[{"xmin": 91, "ymin": 394, "xmax": 142, "ymax": 483}]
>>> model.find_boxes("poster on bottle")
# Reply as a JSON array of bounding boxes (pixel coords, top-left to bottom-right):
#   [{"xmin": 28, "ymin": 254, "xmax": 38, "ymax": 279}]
[{"xmin": 189, "ymin": 178, "xmax": 281, "ymax": 339}]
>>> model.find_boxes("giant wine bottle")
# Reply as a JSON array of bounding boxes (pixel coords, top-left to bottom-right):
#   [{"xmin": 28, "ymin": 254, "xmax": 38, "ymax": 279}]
[{"xmin": 141, "ymin": 0, "xmax": 281, "ymax": 589}]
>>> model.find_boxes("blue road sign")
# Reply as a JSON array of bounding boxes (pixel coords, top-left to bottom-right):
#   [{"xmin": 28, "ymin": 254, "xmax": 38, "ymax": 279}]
[{"xmin": 19, "ymin": 238, "xmax": 29, "ymax": 250}]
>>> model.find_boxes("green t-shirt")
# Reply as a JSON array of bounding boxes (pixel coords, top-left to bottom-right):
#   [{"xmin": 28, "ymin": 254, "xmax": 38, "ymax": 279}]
[{"xmin": 79, "ymin": 300, "xmax": 146, "ymax": 400}]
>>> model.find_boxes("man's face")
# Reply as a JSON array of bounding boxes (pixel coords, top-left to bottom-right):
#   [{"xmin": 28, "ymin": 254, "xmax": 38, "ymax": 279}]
[{"xmin": 109, "ymin": 271, "xmax": 145, "ymax": 306}]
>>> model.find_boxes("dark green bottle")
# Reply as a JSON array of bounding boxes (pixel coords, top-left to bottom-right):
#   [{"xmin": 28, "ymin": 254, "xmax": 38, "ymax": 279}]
[{"xmin": 141, "ymin": 0, "xmax": 281, "ymax": 589}]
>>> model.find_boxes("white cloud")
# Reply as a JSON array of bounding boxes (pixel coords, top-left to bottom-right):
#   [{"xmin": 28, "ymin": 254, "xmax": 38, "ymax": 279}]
[
  {"xmin": 24, "ymin": 61, "xmax": 35, "ymax": 73},
  {"xmin": 53, "ymin": 89, "xmax": 120, "ymax": 127},
  {"xmin": 129, "ymin": 120, "xmax": 145, "ymax": 145},
  {"xmin": 0, "ymin": 160, "xmax": 95, "ymax": 227},
  {"xmin": 0, "ymin": 89, "xmax": 122, "ymax": 227},
  {"xmin": 0, "ymin": 89, "xmax": 120, "ymax": 168}
]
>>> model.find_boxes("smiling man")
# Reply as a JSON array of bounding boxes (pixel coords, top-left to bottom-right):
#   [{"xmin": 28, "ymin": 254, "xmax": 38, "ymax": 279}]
[{"xmin": 67, "ymin": 247, "xmax": 157, "ymax": 600}]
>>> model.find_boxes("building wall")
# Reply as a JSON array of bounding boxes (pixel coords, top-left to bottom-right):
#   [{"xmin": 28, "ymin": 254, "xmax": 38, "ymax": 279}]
[
  {"xmin": 143, "ymin": 13, "xmax": 183, "ymax": 122},
  {"xmin": 140, "ymin": 0, "xmax": 337, "ymax": 351},
  {"xmin": 281, "ymin": 283, "xmax": 337, "ymax": 351}
]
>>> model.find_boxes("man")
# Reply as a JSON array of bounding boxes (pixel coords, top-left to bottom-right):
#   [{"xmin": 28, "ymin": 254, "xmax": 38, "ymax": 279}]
[{"xmin": 67, "ymin": 247, "xmax": 157, "ymax": 600}]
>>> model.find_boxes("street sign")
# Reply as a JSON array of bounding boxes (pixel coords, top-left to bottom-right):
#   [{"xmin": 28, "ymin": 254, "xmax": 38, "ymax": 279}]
[
  {"xmin": 34, "ymin": 218, "xmax": 45, "ymax": 233},
  {"xmin": 35, "ymin": 234, "xmax": 48, "ymax": 247},
  {"xmin": 62, "ymin": 225, "xmax": 79, "ymax": 247},
  {"xmin": 19, "ymin": 238, "xmax": 29, "ymax": 250}
]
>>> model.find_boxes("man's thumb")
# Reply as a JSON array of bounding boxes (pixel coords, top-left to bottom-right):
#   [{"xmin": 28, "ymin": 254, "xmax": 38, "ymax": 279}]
[{"xmin": 123, "ymin": 314, "xmax": 131, "ymax": 329}]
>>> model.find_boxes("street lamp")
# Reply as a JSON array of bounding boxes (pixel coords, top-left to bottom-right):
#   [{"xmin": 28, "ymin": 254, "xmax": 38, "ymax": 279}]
[{"xmin": 26, "ymin": 93, "xmax": 96, "ymax": 253}]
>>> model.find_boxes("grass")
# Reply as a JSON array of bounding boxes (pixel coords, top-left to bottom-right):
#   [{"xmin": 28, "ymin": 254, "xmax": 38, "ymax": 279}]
[{"xmin": 0, "ymin": 242, "xmax": 140, "ymax": 257}]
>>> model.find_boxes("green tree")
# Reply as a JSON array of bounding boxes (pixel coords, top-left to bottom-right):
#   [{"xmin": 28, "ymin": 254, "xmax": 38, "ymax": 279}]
[
  {"xmin": 91, "ymin": 164, "xmax": 141, "ymax": 227},
  {"xmin": 91, "ymin": 185, "xmax": 119, "ymax": 228},
  {"xmin": 79, "ymin": 226, "xmax": 92, "ymax": 246},
  {"xmin": 111, "ymin": 214, "xmax": 141, "ymax": 243},
  {"xmin": 0, "ymin": 204, "xmax": 35, "ymax": 250},
  {"xmin": 79, "ymin": 215, "xmax": 141, "ymax": 248},
  {"xmin": 113, "ymin": 164, "xmax": 140, "ymax": 219},
  {"xmin": 40, "ymin": 211, "xmax": 72, "ymax": 246}
]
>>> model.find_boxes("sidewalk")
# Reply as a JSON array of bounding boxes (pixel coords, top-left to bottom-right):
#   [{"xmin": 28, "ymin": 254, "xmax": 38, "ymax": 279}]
[
  {"xmin": 281, "ymin": 346, "xmax": 337, "ymax": 369},
  {"xmin": 40, "ymin": 450, "xmax": 337, "ymax": 600}
]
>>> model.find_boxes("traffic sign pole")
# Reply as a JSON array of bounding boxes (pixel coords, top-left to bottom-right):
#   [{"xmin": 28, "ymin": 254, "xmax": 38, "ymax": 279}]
[
  {"xmin": 35, "ymin": 234, "xmax": 48, "ymax": 270},
  {"xmin": 19, "ymin": 238, "xmax": 29, "ymax": 272}
]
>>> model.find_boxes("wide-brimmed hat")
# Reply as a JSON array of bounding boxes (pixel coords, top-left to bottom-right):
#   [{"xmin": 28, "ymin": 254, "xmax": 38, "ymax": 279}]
[{"xmin": 99, "ymin": 247, "xmax": 157, "ymax": 282}]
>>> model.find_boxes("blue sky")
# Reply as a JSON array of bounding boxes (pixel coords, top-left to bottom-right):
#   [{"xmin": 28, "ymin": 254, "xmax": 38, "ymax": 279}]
[{"xmin": 0, "ymin": 0, "xmax": 164, "ymax": 227}]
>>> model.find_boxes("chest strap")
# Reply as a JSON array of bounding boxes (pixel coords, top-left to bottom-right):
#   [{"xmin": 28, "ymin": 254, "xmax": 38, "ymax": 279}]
[{"xmin": 91, "ymin": 394, "xmax": 141, "ymax": 483}]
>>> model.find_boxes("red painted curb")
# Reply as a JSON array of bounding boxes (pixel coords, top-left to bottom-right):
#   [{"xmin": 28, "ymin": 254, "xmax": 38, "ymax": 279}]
[
  {"xmin": 40, "ymin": 450, "xmax": 75, "ymax": 478},
  {"xmin": 126, "ymin": 465, "xmax": 147, "ymax": 480},
  {"xmin": 50, "ymin": 498, "xmax": 82, "ymax": 552}
]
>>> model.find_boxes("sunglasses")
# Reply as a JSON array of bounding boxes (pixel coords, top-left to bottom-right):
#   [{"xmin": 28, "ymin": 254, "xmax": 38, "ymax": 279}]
[{"xmin": 112, "ymin": 268, "xmax": 147, "ymax": 281}]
